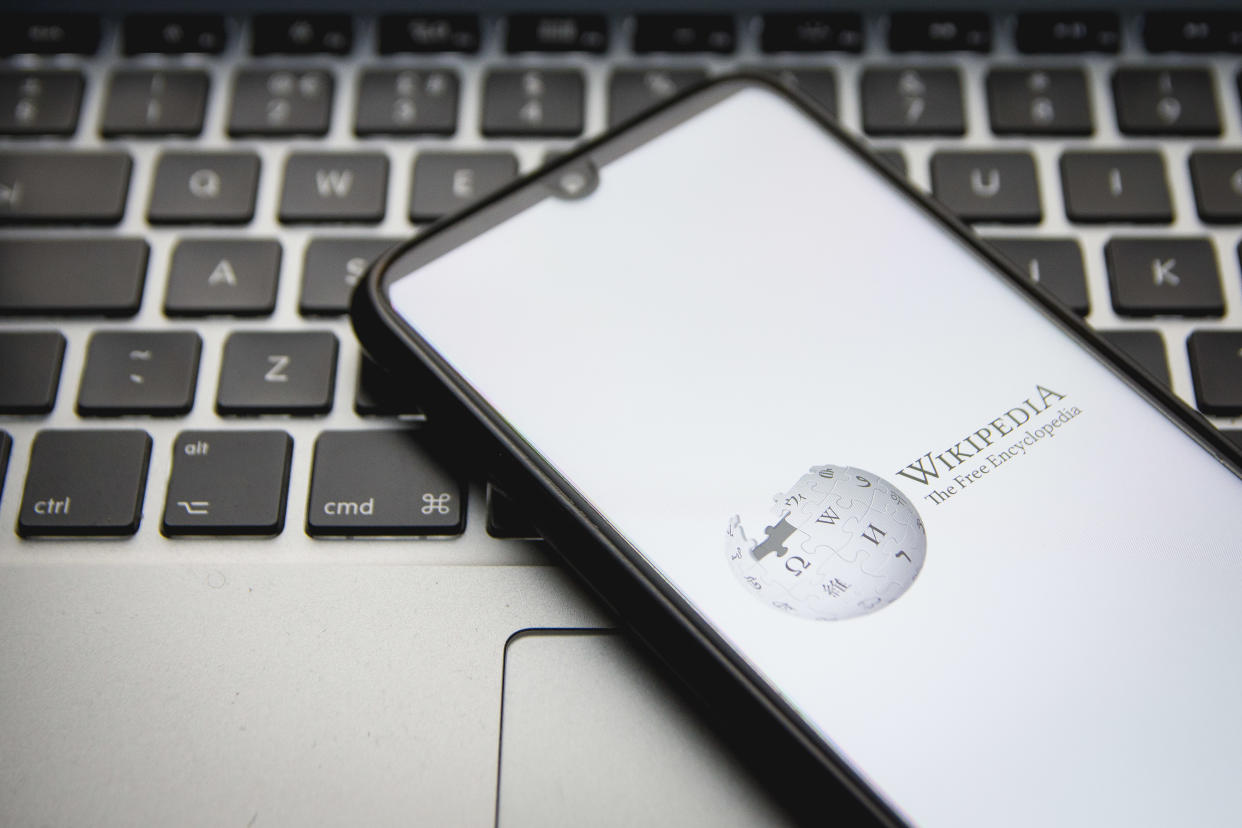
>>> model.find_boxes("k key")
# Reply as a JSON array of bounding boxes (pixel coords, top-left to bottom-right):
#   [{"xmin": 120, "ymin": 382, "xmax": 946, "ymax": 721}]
[{"xmin": 1105, "ymin": 238, "xmax": 1223, "ymax": 317}]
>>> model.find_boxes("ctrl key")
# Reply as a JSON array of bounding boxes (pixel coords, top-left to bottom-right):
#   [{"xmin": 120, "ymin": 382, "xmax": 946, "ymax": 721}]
[{"xmin": 18, "ymin": 430, "xmax": 151, "ymax": 537}]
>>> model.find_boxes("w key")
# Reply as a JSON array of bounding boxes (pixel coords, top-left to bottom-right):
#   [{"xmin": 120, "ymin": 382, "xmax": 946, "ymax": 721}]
[{"xmin": 279, "ymin": 153, "xmax": 388, "ymax": 223}]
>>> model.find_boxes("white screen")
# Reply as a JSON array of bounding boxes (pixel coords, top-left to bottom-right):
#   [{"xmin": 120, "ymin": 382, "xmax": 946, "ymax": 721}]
[{"xmin": 389, "ymin": 87, "xmax": 1242, "ymax": 826}]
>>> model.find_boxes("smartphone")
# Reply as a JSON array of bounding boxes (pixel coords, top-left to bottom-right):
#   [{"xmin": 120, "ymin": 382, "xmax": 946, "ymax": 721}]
[{"xmin": 353, "ymin": 75, "xmax": 1242, "ymax": 827}]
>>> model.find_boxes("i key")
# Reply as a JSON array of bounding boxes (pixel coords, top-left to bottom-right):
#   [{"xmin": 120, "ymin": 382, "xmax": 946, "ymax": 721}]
[
  {"xmin": 163, "ymin": 430, "xmax": 292, "ymax": 536},
  {"xmin": 1060, "ymin": 152, "xmax": 1173, "ymax": 223}
]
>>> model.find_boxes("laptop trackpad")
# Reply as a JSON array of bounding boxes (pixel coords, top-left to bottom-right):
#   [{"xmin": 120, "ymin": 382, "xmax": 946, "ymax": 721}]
[{"xmin": 496, "ymin": 631, "xmax": 792, "ymax": 827}]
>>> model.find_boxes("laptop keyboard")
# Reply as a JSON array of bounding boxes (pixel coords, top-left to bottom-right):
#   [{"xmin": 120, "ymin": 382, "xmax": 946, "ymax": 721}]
[{"xmin": 1, "ymin": 10, "xmax": 1240, "ymax": 549}]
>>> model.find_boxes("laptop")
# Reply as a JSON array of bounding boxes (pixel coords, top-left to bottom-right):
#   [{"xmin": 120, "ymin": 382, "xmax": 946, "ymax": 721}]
[{"xmin": 2, "ymin": 2, "xmax": 1240, "ymax": 825}]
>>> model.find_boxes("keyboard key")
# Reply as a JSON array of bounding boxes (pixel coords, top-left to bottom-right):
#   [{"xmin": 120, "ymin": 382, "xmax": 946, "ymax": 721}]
[
  {"xmin": 986, "ymin": 68, "xmax": 1092, "ymax": 135},
  {"xmin": 633, "ymin": 14, "xmax": 735, "ymax": 53},
  {"xmin": 1015, "ymin": 12, "xmax": 1120, "ymax": 54},
  {"xmin": 0, "ymin": 152, "xmax": 130, "ymax": 224},
  {"xmin": 229, "ymin": 69, "xmax": 333, "ymax": 137},
  {"xmin": 355, "ymin": 355, "xmax": 422, "ymax": 416},
  {"xmin": 165, "ymin": 239, "xmax": 280, "ymax": 316},
  {"xmin": 122, "ymin": 14, "xmax": 226, "ymax": 54},
  {"xmin": 1098, "ymin": 330, "xmax": 1171, "ymax": 387},
  {"xmin": 1144, "ymin": 12, "xmax": 1242, "ymax": 53},
  {"xmin": 1106, "ymin": 238, "xmax": 1223, "ymax": 317},
  {"xmin": 931, "ymin": 152, "xmax": 1042, "ymax": 223},
  {"xmin": 861, "ymin": 68, "xmax": 964, "ymax": 135},
  {"xmin": 301, "ymin": 237, "xmax": 401, "ymax": 316},
  {"xmin": 355, "ymin": 69, "xmax": 458, "ymax": 136},
  {"xmin": 1113, "ymin": 68, "xmax": 1220, "ymax": 136},
  {"xmin": 760, "ymin": 13, "xmax": 862, "ymax": 53},
  {"xmin": 0, "ymin": 239, "xmax": 147, "ymax": 316},
  {"xmin": 0, "ymin": 70, "xmax": 84, "ymax": 135},
  {"xmin": 18, "ymin": 430, "xmax": 151, "ymax": 537},
  {"xmin": 1060, "ymin": 152, "xmax": 1172, "ymax": 224},
  {"xmin": 507, "ymin": 14, "xmax": 607, "ymax": 53},
  {"xmin": 279, "ymin": 153, "xmax": 388, "ymax": 224},
  {"xmin": 486, "ymin": 484, "xmax": 540, "ymax": 540},
  {"xmin": 410, "ymin": 152, "xmax": 518, "ymax": 222},
  {"xmin": 889, "ymin": 12, "xmax": 990, "ymax": 53},
  {"xmin": 252, "ymin": 14, "xmax": 351, "ymax": 56},
  {"xmin": 1189, "ymin": 152, "xmax": 1242, "ymax": 223},
  {"xmin": 1, "ymin": 14, "xmax": 100, "ymax": 56},
  {"xmin": 608, "ymin": 68, "xmax": 708, "ymax": 127},
  {"xmin": 217, "ymin": 332, "xmax": 338, "ymax": 415},
  {"xmin": 148, "ymin": 152, "xmax": 260, "ymax": 224},
  {"xmin": 1188, "ymin": 331, "xmax": 1242, "ymax": 415},
  {"xmin": 0, "ymin": 431, "xmax": 9, "ymax": 502},
  {"xmin": 77, "ymin": 331, "xmax": 201, "ymax": 416},
  {"xmin": 875, "ymin": 149, "xmax": 907, "ymax": 178},
  {"xmin": 481, "ymin": 70, "xmax": 584, "ymax": 137},
  {"xmin": 100, "ymin": 70, "xmax": 209, "ymax": 136},
  {"xmin": 986, "ymin": 238, "xmax": 1089, "ymax": 315},
  {"xmin": 0, "ymin": 331, "xmax": 66, "ymax": 414},
  {"xmin": 307, "ymin": 430, "xmax": 465, "ymax": 536},
  {"xmin": 163, "ymin": 430, "xmax": 292, "ymax": 536},
  {"xmin": 760, "ymin": 68, "xmax": 837, "ymax": 116},
  {"xmin": 378, "ymin": 14, "xmax": 479, "ymax": 53}
]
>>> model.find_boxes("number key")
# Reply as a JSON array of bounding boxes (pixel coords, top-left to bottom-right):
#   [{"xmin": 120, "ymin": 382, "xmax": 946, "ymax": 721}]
[
  {"xmin": 1113, "ymin": 68, "xmax": 1220, "ymax": 136},
  {"xmin": 481, "ymin": 69, "xmax": 583, "ymax": 137},
  {"xmin": 100, "ymin": 70, "xmax": 208, "ymax": 136},
  {"xmin": 0, "ymin": 70, "xmax": 83, "ymax": 135},
  {"xmin": 986, "ymin": 68, "xmax": 1092, "ymax": 135},
  {"xmin": 861, "ymin": 67, "xmax": 964, "ymax": 135},
  {"xmin": 355, "ymin": 69, "xmax": 459, "ymax": 135},
  {"xmin": 216, "ymin": 331, "xmax": 337, "ymax": 415},
  {"xmin": 228, "ymin": 69, "xmax": 333, "ymax": 136}
]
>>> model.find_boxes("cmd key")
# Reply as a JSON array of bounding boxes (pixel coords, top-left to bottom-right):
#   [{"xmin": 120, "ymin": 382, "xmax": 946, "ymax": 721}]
[{"xmin": 0, "ymin": 152, "xmax": 131, "ymax": 224}]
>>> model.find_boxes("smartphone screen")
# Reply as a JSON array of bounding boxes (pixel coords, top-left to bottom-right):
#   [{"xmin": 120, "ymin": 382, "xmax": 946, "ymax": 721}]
[{"xmin": 383, "ymin": 82, "xmax": 1242, "ymax": 826}]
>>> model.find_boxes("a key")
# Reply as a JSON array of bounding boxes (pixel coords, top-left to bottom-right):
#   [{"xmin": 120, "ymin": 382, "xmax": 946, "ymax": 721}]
[
  {"xmin": 355, "ymin": 355, "xmax": 422, "ymax": 416},
  {"xmin": 147, "ymin": 151, "xmax": 260, "ymax": 224},
  {"xmin": 378, "ymin": 14, "xmax": 479, "ymax": 53},
  {"xmin": 409, "ymin": 152, "xmax": 518, "ymax": 222},
  {"xmin": 0, "ymin": 331, "xmax": 66, "ymax": 414},
  {"xmin": 252, "ymin": 14, "xmax": 351, "ymax": 55},
  {"xmin": 77, "ymin": 331, "xmax": 201, "ymax": 416},
  {"xmin": 0, "ymin": 239, "xmax": 147, "ymax": 316},
  {"xmin": 486, "ymin": 483, "xmax": 541, "ymax": 540},
  {"xmin": 0, "ymin": 70, "xmax": 84, "ymax": 135},
  {"xmin": 861, "ymin": 68, "xmax": 965, "ymax": 135},
  {"xmin": 163, "ymin": 430, "xmax": 292, "ymax": 536},
  {"xmin": 0, "ymin": 152, "xmax": 130, "ymax": 224},
  {"xmin": 18, "ymin": 429, "xmax": 151, "ymax": 537},
  {"xmin": 931, "ymin": 152, "xmax": 1041, "ymax": 223},
  {"xmin": 100, "ymin": 70, "xmax": 209, "ymax": 136},
  {"xmin": 1, "ymin": 14, "xmax": 100, "ymax": 56},
  {"xmin": 229, "ymin": 69, "xmax": 333, "ymax": 136},
  {"xmin": 122, "ymin": 14, "xmax": 226, "ymax": 55},
  {"xmin": 1098, "ymin": 330, "xmax": 1171, "ymax": 387},
  {"xmin": 301, "ymin": 237, "xmax": 401, "ymax": 315},
  {"xmin": 307, "ymin": 429, "xmax": 465, "ymax": 536},
  {"xmin": 1144, "ymin": 12, "xmax": 1242, "ymax": 53},
  {"xmin": 507, "ymin": 14, "xmax": 607, "ymax": 53},
  {"xmin": 1113, "ymin": 68, "xmax": 1220, "ymax": 136},
  {"xmin": 1060, "ymin": 152, "xmax": 1173, "ymax": 224},
  {"xmin": 758, "ymin": 68, "xmax": 837, "ymax": 116},
  {"xmin": 888, "ymin": 12, "xmax": 991, "ymax": 53},
  {"xmin": 355, "ymin": 69, "xmax": 458, "ymax": 136},
  {"xmin": 1188, "ymin": 151, "xmax": 1242, "ymax": 223},
  {"xmin": 1188, "ymin": 331, "xmax": 1242, "ymax": 415},
  {"xmin": 760, "ymin": 13, "xmax": 862, "ymax": 53},
  {"xmin": 279, "ymin": 153, "xmax": 388, "ymax": 223},
  {"xmin": 986, "ymin": 68, "xmax": 1092, "ymax": 135},
  {"xmin": 986, "ymin": 238, "xmax": 1089, "ymax": 315},
  {"xmin": 608, "ymin": 68, "xmax": 708, "ymax": 127},
  {"xmin": 165, "ymin": 239, "xmax": 281, "ymax": 317},
  {"xmin": 481, "ymin": 69, "xmax": 584, "ymax": 137},
  {"xmin": 1014, "ymin": 12, "xmax": 1119, "ymax": 53},
  {"xmin": 217, "ymin": 332, "xmax": 338, "ymax": 415},
  {"xmin": 1106, "ymin": 238, "xmax": 1223, "ymax": 317},
  {"xmin": 633, "ymin": 14, "xmax": 735, "ymax": 53}
]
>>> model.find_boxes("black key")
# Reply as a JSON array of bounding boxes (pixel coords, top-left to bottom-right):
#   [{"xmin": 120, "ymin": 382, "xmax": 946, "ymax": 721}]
[
  {"xmin": 77, "ymin": 331, "xmax": 201, "ymax": 416},
  {"xmin": 486, "ymin": 484, "xmax": 540, "ymax": 540},
  {"xmin": 0, "ymin": 14, "xmax": 100, "ymax": 56},
  {"xmin": 410, "ymin": 152, "xmax": 519, "ymax": 222},
  {"xmin": 355, "ymin": 355, "xmax": 422, "ymax": 416},
  {"xmin": 0, "ymin": 239, "xmax": 147, "ymax": 317},
  {"xmin": 1113, "ymin": 68, "xmax": 1220, "ymax": 136},
  {"xmin": 123, "ymin": 14, "xmax": 226, "ymax": 55},
  {"xmin": 481, "ymin": 70, "xmax": 584, "ymax": 137},
  {"xmin": 1098, "ymin": 330, "xmax": 1171, "ymax": 387},
  {"xmin": 18, "ymin": 430, "xmax": 151, "ymax": 537},
  {"xmin": 875, "ymin": 149, "xmax": 907, "ymax": 178},
  {"xmin": 217, "ymin": 332, "xmax": 338, "ymax": 415},
  {"xmin": 930, "ymin": 152, "xmax": 1041, "ymax": 223},
  {"xmin": 100, "ymin": 70, "xmax": 209, "ymax": 137},
  {"xmin": 759, "ymin": 68, "xmax": 837, "ymax": 116},
  {"xmin": 1060, "ymin": 152, "xmax": 1173, "ymax": 224},
  {"xmin": 633, "ymin": 14, "xmax": 735, "ymax": 54},
  {"xmin": 1144, "ymin": 12, "xmax": 1242, "ymax": 54},
  {"xmin": 378, "ymin": 14, "xmax": 479, "ymax": 54},
  {"xmin": 0, "ymin": 70, "xmax": 84, "ymax": 135},
  {"xmin": 1189, "ymin": 152, "xmax": 1242, "ymax": 223},
  {"xmin": 986, "ymin": 238, "xmax": 1089, "ymax": 315},
  {"xmin": 0, "ymin": 331, "xmax": 66, "ymax": 414},
  {"xmin": 608, "ymin": 68, "xmax": 708, "ymax": 127},
  {"xmin": 1221, "ymin": 430, "xmax": 1242, "ymax": 453},
  {"xmin": 165, "ymin": 239, "xmax": 281, "ymax": 317},
  {"xmin": 1106, "ymin": 238, "xmax": 1223, "ymax": 317},
  {"xmin": 861, "ymin": 68, "xmax": 965, "ymax": 135},
  {"xmin": 355, "ymin": 69, "xmax": 458, "ymax": 136},
  {"xmin": 889, "ymin": 12, "xmax": 990, "ymax": 53},
  {"xmin": 0, "ymin": 152, "xmax": 130, "ymax": 224},
  {"xmin": 760, "ymin": 13, "xmax": 863, "ymax": 53},
  {"xmin": 986, "ymin": 68, "xmax": 1092, "ymax": 135},
  {"xmin": 1188, "ymin": 331, "xmax": 1242, "ymax": 415},
  {"xmin": 301, "ymin": 237, "xmax": 401, "ymax": 316},
  {"xmin": 252, "ymin": 15, "xmax": 351, "ymax": 56},
  {"xmin": 147, "ymin": 152, "xmax": 260, "ymax": 224},
  {"xmin": 163, "ymin": 430, "xmax": 292, "ymax": 536},
  {"xmin": 507, "ymin": 14, "xmax": 607, "ymax": 53},
  {"xmin": 1015, "ymin": 12, "xmax": 1120, "ymax": 54},
  {"xmin": 0, "ymin": 431, "xmax": 9, "ymax": 503},
  {"xmin": 229, "ymin": 69, "xmax": 333, "ymax": 137},
  {"xmin": 307, "ymin": 430, "xmax": 464, "ymax": 536},
  {"xmin": 279, "ymin": 153, "xmax": 388, "ymax": 224}
]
